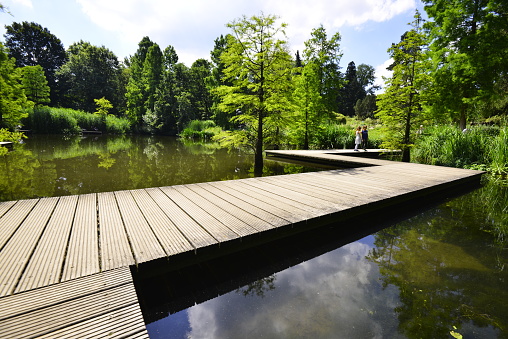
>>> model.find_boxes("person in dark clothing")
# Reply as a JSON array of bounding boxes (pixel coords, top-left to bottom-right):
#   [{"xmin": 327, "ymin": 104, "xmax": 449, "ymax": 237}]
[{"xmin": 361, "ymin": 125, "xmax": 368, "ymax": 151}]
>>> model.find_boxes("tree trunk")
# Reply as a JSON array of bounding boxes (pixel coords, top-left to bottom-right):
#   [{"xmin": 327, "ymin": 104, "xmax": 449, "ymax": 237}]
[{"xmin": 254, "ymin": 111, "xmax": 263, "ymax": 176}]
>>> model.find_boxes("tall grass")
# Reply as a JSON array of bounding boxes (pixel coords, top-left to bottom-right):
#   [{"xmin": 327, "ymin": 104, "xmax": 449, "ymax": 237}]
[
  {"xmin": 312, "ymin": 123, "xmax": 382, "ymax": 150},
  {"xmin": 412, "ymin": 125, "xmax": 507, "ymax": 174},
  {"xmin": 23, "ymin": 107, "xmax": 130, "ymax": 134},
  {"xmin": 180, "ymin": 120, "xmax": 221, "ymax": 140}
]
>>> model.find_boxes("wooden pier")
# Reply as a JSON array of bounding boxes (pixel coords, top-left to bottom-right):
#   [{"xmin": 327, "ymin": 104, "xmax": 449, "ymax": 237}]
[{"xmin": 0, "ymin": 150, "xmax": 484, "ymax": 337}]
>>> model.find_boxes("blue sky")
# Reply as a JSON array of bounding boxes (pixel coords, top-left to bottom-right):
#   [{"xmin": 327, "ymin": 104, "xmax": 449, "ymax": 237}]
[{"xmin": 1, "ymin": 0, "xmax": 425, "ymax": 87}]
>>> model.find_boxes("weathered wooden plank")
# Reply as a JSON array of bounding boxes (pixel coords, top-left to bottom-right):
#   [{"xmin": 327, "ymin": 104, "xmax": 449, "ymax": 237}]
[
  {"xmin": 240, "ymin": 178, "xmax": 340, "ymax": 212},
  {"xmin": 219, "ymin": 179, "xmax": 322, "ymax": 221},
  {"xmin": 0, "ymin": 197, "xmax": 58, "ymax": 297},
  {"xmin": 62, "ymin": 193, "xmax": 100, "ymax": 282},
  {"xmin": 257, "ymin": 175, "xmax": 362, "ymax": 208},
  {"xmin": 37, "ymin": 304, "xmax": 148, "ymax": 339},
  {"xmin": 145, "ymin": 187, "xmax": 217, "ymax": 248},
  {"xmin": 160, "ymin": 186, "xmax": 239, "ymax": 242},
  {"xmin": 281, "ymin": 172, "xmax": 387, "ymax": 202},
  {"xmin": 0, "ymin": 283, "xmax": 138, "ymax": 338},
  {"xmin": 115, "ymin": 190, "xmax": 166, "ymax": 264},
  {"xmin": 190, "ymin": 183, "xmax": 275, "ymax": 233},
  {"xmin": 0, "ymin": 200, "xmax": 16, "ymax": 218},
  {"xmin": 0, "ymin": 267, "xmax": 132, "ymax": 321},
  {"xmin": 206, "ymin": 181, "xmax": 302, "ymax": 224},
  {"xmin": 172, "ymin": 184, "xmax": 259, "ymax": 237},
  {"xmin": 15, "ymin": 195, "xmax": 78, "ymax": 293},
  {"xmin": 130, "ymin": 189, "xmax": 194, "ymax": 256},
  {"xmin": 0, "ymin": 199, "xmax": 38, "ymax": 250},
  {"xmin": 98, "ymin": 192, "xmax": 135, "ymax": 271},
  {"xmin": 199, "ymin": 182, "xmax": 288, "ymax": 228}
]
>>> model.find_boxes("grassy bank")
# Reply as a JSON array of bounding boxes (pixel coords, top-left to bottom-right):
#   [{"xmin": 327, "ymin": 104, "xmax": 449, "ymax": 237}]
[
  {"xmin": 412, "ymin": 125, "xmax": 508, "ymax": 175},
  {"xmin": 22, "ymin": 107, "xmax": 130, "ymax": 134}
]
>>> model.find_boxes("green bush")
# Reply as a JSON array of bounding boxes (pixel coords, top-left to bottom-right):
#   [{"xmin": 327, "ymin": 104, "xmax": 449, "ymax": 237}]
[
  {"xmin": 412, "ymin": 124, "xmax": 507, "ymax": 174},
  {"xmin": 180, "ymin": 120, "xmax": 220, "ymax": 140},
  {"xmin": 22, "ymin": 107, "xmax": 130, "ymax": 134},
  {"xmin": 105, "ymin": 115, "xmax": 130, "ymax": 134},
  {"xmin": 313, "ymin": 124, "xmax": 353, "ymax": 149},
  {"xmin": 312, "ymin": 123, "xmax": 382, "ymax": 150}
]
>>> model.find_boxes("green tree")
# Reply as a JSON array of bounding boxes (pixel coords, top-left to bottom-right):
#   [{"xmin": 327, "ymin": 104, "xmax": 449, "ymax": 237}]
[
  {"xmin": 209, "ymin": 35, "xmax": 233, "ymax": 128},
  {"xmin": 292, "ymin": 61, "xmax": 322, "ymax": 149},
  {"xmin": 354, "ymin": 94, "xmax": 377, "ymax": 119},
  {"xmin": 189, "ymin": 59, "xmax": 213, "ymax": 120},
  {"xmin": 303, "ymin": 25, "xmax": 343, "ymax": 117},
  {"xmin": 376, "ymin": 11, "xmax": 429, "ymax": 162},
  {"xmin": 94, "ymin": 97, "xmax": 113, "ymax": 116},
  {"xmin": 4, "ymin": 22, "xmax": 67, "ymax": 105},
  {"xmin": 126, "ymin": 37, "xmax": 165, "ymax": 130},
  {"xmin": 422, "ymin": 0, "xmax": 508, "ymax": 129},
  {"xmin": 57, "ymin": 41, "xmax": 122, "ymax": 113},
  {"xmin": 339, "ymin": 61, "xmax": 365, "ymax": 116},
  {"xmin": 216, "ymin": 14, "xmax": 293, "ymax": 175},
  {"xmin": 21, "ymin": 65, "xmax": 50, "ymax": 105},
  {"xmin": 357, "ymin": 63, "xmax": 379, "ymax": 94},
  {"xmin": 0, "ymin": 42, "xmax": 32, "ymax": 129}
]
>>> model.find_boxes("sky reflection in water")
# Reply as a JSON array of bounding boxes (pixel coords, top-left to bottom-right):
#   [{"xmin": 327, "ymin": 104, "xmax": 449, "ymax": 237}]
[
  {"xmin": 144, "ymin": 180, "xmax": 508, "ymax": 338},
  {"xmin": 146, "ymin": 236, "xmax": 401, "ymax": 339}
]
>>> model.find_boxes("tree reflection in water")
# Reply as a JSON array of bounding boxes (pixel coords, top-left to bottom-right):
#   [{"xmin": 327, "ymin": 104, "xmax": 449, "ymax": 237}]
[{"xmin": 368, "ymin": 178, "xmax": 507, "ymax": 338}]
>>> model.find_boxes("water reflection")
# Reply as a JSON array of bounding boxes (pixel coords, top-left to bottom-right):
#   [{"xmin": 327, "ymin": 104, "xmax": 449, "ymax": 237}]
[
  {"xmin": 0, "ymin": 134, "xmax": 318, "ymax": 201},
  {"xmin": 139, "ymin": 180, "xmax": 508, "ymax": 338}
]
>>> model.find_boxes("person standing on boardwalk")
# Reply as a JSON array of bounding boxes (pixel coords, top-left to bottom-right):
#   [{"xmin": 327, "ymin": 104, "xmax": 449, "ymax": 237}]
[
  {"xmin": 361, "ymin": 125, "xmax": 368, "ymax": 151},
  {"xmin": 354, "ymin": 126, "xmax": 362, "ymax": 151}
]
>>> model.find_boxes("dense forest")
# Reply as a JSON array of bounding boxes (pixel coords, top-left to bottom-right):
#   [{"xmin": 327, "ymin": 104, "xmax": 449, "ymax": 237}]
[{"xmin": 1, "ymin": 1, "xmax": 507, "ymax": 171}]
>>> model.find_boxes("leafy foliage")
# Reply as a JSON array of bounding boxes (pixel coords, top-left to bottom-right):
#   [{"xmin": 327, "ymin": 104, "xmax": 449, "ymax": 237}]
[
  {"xmin": 57, "ymin": 41, "xmax": 123, "ymax": 113},
  {"xmin": 0, "ymin": 42, "xmax": 32, "ymax": 130},
  {"xmin": 21, "ymin": 65, "xmax": 50, "ymax": 105},
  {"xmin": 376, "ymin": 11, "xmax": 429, "ymax": 162},
  {"xmin": 3, "ymin": 21, "xmax": 67, "ymax": 105},
  {"xmin": 216, "ymin": 13, "xmax": 294, "ymax": 173}
]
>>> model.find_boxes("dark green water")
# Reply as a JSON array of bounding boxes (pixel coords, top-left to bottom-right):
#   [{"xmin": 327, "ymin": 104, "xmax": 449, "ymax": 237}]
[{"xmin": 0, "ymin": 134, "xmax": 317, "ymax": 202}]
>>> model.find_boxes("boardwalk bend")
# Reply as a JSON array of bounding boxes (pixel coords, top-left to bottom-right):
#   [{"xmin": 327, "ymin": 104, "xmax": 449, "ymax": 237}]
[{"xmin": 0, "ymin": 149, "xmax": 484, "ymax": 338}]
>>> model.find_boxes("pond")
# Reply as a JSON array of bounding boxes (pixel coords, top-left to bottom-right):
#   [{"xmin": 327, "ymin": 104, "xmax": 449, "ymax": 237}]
[
  {"xmin": 139, "ymin": 178, "xmax": 508, "ymax": 338},
  {"xmin": 0, "ymin": 134, "xmax": 320, "ymax": 202},
  {"xmin": 1, "ymin": 134, "xmax": 506, "ymax": 338}
]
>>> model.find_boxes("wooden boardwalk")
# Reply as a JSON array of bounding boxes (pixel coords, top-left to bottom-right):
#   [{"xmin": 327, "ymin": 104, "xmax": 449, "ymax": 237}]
[{"xmin": 0, "ymin": 151, "xmax": 484, "ymax": 337}]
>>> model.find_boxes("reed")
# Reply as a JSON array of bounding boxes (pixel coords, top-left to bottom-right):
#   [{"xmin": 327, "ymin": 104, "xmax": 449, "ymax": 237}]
[{"xmin": 412, "ymin": 124, "xmax": 507, "ymax": 174}]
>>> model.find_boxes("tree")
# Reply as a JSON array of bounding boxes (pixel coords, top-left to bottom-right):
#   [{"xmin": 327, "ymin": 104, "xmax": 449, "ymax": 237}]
[
  {"xmin": 357, "ymin": 64, "xmax": 379, "ymax": 95},
  {"xmin": 0, "ymin": 42, "xmax": 32, "ymax": 128},
  {"xmin": 216, "ymin": 14, "xmax": 293, "ymax": 175},
  {"xmin": 354, "ymin": 94, "xmax": 377, "ymax": 119},
  {"xmin": 57, "ymin": 41, "xmax": 122, "ymax": 113},
  {"xmin": 209, "ymin": 35, "xmax": 234, "ymax": 129},
  {"xmin": 422, "ymin": 0, "xmax": 508, "ymax": 129},
  {"xmin": 303, "ymin": 25, "xmax": 343, "ymax": 117},
  {"xmin": 376, "ymin": 11, "xmax": 429, "ymax": 162},
  {"xmin": 339, "ymin": 61, "xmax": 365, "ymax": 116},
  {"xmin": 189, "ymin": 59, "xmax": 213, "ymax": 120},
  {"xmin": 292, "ymin": 61, "xmax": 322, "ymax": 149},
  {"xmin": 4, "ymin": 22, "xmax": 67, "ymax": 105},
  {"xmin": 21, "ymin": 65, "xmax": 50, "ymax": 106},
  {"xmin": 125, "ymin": 37, "xmax": 165, "ymax": 130}
]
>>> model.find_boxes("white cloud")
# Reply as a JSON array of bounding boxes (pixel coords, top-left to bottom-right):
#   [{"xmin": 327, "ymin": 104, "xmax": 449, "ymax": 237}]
[
  {"xmin": 12, "ymin": 0, "xmax": 33, "ymax": 9},
  {"xmin": 76, "ymin": 0, "xmax": 416, "ymax": 64},
  {"xmin": 183, "ymin": 241, "xmax": 400, "ymax": 338},
  {"xmin": 374, "ymin": 58, "xmax": 394, "ymax": 92}
]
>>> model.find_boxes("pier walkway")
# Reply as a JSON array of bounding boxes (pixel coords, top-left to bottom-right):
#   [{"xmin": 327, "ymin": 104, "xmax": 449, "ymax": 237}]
[{"xmin": 0, "ymin": 150, "xmax": 484, "ymax": 337}]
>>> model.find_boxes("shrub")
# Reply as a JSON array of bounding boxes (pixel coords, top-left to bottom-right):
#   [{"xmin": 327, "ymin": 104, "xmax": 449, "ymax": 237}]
[
  {"xmin": 180, "ymin": 120, "xmax": 220, "ymax": 140},
  {"xmin": 22, "ymin": 107, "xmax": 130, "ymax": 134},
  {"xmin": 412, "ymin": 124, "xmax": 505, "ymax": 172}
]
